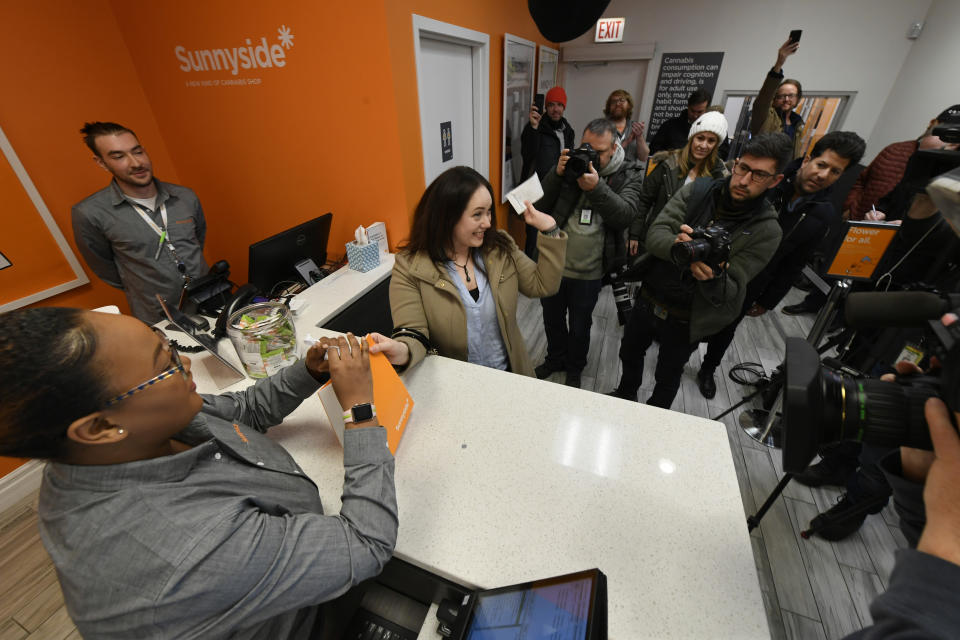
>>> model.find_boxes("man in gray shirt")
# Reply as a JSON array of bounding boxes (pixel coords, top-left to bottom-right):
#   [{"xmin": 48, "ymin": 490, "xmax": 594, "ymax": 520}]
[{"xmin": 71, "ymin": 122, "xmax": 209, "ymax": 322}]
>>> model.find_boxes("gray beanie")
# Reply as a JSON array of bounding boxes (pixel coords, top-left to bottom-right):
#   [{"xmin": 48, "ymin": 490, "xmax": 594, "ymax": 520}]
[{"xmin": 688, "ymin": 111, "xmax": 728, "ymax": 142}]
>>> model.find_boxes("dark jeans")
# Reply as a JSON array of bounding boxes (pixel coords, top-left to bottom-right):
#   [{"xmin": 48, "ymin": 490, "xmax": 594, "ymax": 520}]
[
  {"xmin": 541, "ymin": 277, "xmax": 603, "ymax": 375},
  {"xmin": 815, "ymin": 439, "xmax": 893, "ymax": 512},
  {"xmin": 879, "ymin": 450, "xmax": 925, "ymax": 547},
  {"xmin": 848, "ymin": 442, "xmax": 894, "ymax": 507},
  {"xmin": 618, "ymin": 299, "xmax": 696, "ymax": 408},
  {"xmin": 702, "ymin": 312, "xmax": 745, "ymax": 373}
]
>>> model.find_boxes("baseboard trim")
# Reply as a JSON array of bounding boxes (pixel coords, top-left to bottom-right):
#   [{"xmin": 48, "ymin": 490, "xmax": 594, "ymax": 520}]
[{"xmin": 0, "ymin": 460, "xmax": 44, "ymax": 513}]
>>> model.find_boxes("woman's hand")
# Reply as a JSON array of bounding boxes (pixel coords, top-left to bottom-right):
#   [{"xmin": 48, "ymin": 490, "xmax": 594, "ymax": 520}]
[
  {"xmin": 368, "ymin": 332, "xmax": 411, "ymax": 366},
  {"xmin": 522, "ymin": 201, "xmax": 557, "ymax": 233},
  {"xmin": 327, "ymin": 333, "xmax": 374, "ymax": 414},
  {"xmin": 305, "ymin": 340, "xmax": 332, "ymax": 381}
]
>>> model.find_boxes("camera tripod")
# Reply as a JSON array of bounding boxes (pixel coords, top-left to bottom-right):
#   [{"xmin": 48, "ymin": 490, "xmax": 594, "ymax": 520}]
[{"xmin": 711, "ymin": 274, "xmax": 854, "ymax": 531}]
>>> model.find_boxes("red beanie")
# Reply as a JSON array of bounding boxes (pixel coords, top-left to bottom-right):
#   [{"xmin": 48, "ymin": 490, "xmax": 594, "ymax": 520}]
[{"xmin": 545, "ymin": 86, "xmax": 567, "ymax": 107}]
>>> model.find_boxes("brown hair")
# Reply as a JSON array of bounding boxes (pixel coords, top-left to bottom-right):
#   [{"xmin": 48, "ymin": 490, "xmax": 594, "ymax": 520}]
[
  {"xmin": 778, "ymin": 79, "xmax": 803, "ymax": 101},
  {"xmin": 603, "ymin": 89, "xmax": 634, "ymax": 121},
  {"xmin": 677, "ymin": 133, "xmax": 722, "ymax": 179},
  {"xmin": 400, "ymin": 166, "xmax": 511, "ymax": 263}
]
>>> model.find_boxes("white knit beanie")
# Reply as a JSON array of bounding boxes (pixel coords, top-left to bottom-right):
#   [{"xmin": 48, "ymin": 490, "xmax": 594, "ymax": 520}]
[{"xmin": 688, "ymin": 111, "xmax": 728, "ymax": 142}]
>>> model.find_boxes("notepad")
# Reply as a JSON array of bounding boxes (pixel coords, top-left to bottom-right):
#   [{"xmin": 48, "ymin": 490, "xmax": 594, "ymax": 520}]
[{"xmin": 506, "ymin": 173, "xmax": 544, "ymax": 215}]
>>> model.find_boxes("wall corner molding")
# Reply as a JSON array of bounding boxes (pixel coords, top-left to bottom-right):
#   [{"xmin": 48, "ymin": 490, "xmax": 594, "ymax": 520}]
[{"xmin": 0, "ymin": 460, "xmax": 44, "ymax": 513}]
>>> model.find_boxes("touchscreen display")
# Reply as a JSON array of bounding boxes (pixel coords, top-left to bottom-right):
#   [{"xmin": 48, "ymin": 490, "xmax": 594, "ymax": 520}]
[{"xmin": 465, "ymin": 574, "xmax": 594, "ymax": 640}]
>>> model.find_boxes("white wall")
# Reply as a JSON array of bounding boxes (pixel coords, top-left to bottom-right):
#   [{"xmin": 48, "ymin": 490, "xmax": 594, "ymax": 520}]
[
  {"xmin": 865, "ymin": 0, "xmax": 960, "ymax": 160},
  {"xmin": 562, "ymin": 0, "xmax": 932, "ymax": 162}
]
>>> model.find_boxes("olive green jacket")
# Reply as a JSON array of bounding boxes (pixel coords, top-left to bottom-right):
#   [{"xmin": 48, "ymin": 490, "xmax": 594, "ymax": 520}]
[
  {"xmin": 646, "ymin": 180, "xmax": 782, "ymax": 340},
  {"xmin": 390, "ymin": 230, "xmax": 567, "ymax": 376}
]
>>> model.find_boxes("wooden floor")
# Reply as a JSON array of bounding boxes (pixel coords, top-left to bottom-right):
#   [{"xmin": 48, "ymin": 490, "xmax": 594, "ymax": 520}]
[
  {"xmin": 0, "ymin": 285, "xmax": 902, "ymax": 640},
  {"xmin": 0, "ymin": 493, "xmax": 78, "ymax": 639},
  {"xmin": 518, "ymin": 285, "xmax": 905, "ymax": 640}
]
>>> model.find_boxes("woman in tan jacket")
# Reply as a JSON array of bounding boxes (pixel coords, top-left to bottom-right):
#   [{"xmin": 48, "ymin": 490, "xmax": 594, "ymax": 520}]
[{"xmin": 369, "ymin": 166, "xmax": 566, "ymax": 376}]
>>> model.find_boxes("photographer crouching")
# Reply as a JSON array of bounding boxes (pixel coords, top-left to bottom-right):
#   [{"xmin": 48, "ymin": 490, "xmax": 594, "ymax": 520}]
[{"xmin": 608, "ymin": 133, "xmax": 791, "ymax": 408}]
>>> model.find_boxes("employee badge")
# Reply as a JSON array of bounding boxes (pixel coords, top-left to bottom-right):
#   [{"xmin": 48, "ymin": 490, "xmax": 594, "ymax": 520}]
[{"xmin": 579, "ymin": 208, "xmax": 593, "ymax": 225}]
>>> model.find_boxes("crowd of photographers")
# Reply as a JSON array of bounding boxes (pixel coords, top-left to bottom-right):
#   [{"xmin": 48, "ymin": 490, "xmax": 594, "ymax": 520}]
[{"xmin": 517, "ymin": 35, "xmax": 960, "ymax": 637}]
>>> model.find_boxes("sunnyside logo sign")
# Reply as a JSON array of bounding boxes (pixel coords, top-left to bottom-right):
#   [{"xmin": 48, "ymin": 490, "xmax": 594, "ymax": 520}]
[{"xmin": 174, "ymin": 25, "xmax": 294, "ymax": 79}]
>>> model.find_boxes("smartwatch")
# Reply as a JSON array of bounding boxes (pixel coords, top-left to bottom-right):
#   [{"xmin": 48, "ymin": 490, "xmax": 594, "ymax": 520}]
[{"xmin": 343, "ymin": 402, "xmax": 377, "ymax": 424}]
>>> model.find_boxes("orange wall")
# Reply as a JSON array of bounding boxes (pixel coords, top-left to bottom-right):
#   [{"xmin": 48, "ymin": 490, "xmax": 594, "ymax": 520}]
[
  {"xmin": 106, "ymin": 1, "xmax": 411, "ymax": 278},
  {"xmin": 0, "ymin": 1, "xmax": 182, "ymax": 476},
  {"xmin": 0, "ymin": 1, "xmax": 181, "ymax": 315},
  {"xmin": 384, "ymin": 1, "xmax": 558, "ymax": 240}
]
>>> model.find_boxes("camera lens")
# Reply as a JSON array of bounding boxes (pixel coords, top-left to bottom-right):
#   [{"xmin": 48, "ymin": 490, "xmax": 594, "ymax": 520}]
[
  {"xmin": 611, "ymin": 280, "xmax": 632, "ymax": 325},
  {"xmin": 670, "ymin": 239, "xmax": 711, "ymax": 266},
  {"xmin": 783, "ymin": 338, "xmax": 936, "ymax": 473},
  {"xmin": 820, "ymin": 372, "xmax": 936, "ymax": 450}
]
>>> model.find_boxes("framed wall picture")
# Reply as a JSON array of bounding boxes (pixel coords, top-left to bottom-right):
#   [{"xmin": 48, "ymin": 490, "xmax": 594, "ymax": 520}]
[
  {"xmin": 0, "ymin": 124, "xmax": 88, "ymax": 312},
  {"xmin": 537, "ymin": 45, "xmax": 559, "ymax": 95},
  {"xmin": 501, "ymin": 33, "xmax": 536, "ymax": 202}
]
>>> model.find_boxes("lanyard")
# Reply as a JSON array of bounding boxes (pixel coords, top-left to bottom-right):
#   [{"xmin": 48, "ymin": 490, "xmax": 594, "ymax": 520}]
[
  {"xmin": 131, "ymin": 202, "xmax": 170, "ymax": 260},
  {"xmin": 129, "ymin": 202, "xmax": 184, "ymax": 268}
]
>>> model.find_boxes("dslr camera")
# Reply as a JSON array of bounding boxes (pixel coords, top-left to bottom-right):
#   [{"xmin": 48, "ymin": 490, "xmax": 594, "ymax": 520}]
[
  {"xmin": 565, "ymin": 143, "xmax": 599, "ymax": 184},
  {"xmin": 670, "ymin": 225, "xmax": 732, "ymax": 273},
  {"xmin": 605, "ymin": 253, "xmax": 655, "ymax": 325}
]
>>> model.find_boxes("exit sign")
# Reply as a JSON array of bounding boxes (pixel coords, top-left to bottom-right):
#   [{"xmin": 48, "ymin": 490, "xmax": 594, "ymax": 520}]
[{"xmin": 595, "ymin": 17, "xmax": 625, "ymax": 43}]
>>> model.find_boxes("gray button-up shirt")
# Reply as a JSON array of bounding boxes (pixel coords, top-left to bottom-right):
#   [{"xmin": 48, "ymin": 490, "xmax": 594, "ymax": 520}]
[
  {"xmin": 38, "ymin": 363, "xmax": 398, "ymax": 639},
  {"xmin": 71, "ymin": 179, "xmax": 209, "ymax": 322}
]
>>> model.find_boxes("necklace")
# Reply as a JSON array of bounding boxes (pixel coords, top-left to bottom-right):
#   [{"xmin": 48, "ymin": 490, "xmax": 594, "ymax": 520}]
[{"xmin": 452, "ymin": 255, "xmax": 471, "ymax": 282}]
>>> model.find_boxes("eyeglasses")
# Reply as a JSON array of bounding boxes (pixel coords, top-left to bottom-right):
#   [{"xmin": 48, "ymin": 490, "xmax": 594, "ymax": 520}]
[
  {"xmin": 611, "ymin": 97, "xmax": 628, "ymax": 104},
  {"xmin": 775, "ymin": 93, "xmax": 798, "ymax": 100},
  {"xmin": 732, "ymin": 161, "xmax": 776, "ymax": 183},
  {"xmin": 103, "ymin": 328, "xmax": 187, "ymax": 407}
]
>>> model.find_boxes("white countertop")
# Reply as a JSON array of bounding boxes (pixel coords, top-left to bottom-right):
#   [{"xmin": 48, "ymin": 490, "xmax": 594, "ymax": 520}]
[
  {"xmin": 178, "ymin": 257, "xmax": 768, "ymax": 638},
  {"xmin": 291, "ymin": 254, "xmax": 394, "ymax": 330},
  {"xmin": 230, "ymin": 357, "xmax": 767, "ymax": 639}
]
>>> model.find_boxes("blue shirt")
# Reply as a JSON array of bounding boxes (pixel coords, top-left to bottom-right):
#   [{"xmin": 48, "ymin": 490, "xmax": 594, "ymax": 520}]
[{"xmin": 444, "ymin": 253, "xmax": 510, "ymax": 370}]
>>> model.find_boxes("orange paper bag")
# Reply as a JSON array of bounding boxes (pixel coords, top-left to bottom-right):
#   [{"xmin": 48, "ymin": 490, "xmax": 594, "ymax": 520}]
[{"xmin": 317, "ymin": 334, "xmax": 413, "ymax": 454}]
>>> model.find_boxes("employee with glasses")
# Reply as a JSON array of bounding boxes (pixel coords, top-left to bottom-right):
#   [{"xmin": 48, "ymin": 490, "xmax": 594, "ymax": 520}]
[
  {"xmin": 608, "ymin": 133, "xmax": 792, "ymax": 408},
  {"xmin": 0, "ymin": 308, "xmax": 397, "ymax": 639}
]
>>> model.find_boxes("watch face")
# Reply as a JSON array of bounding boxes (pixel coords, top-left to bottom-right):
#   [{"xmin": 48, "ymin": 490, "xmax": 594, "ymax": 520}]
[{"xmin": 351, "ymin": 403, "xmax": 374, "ymax": 422}]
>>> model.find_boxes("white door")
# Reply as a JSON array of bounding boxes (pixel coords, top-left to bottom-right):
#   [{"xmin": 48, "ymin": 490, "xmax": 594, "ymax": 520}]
[
  {"xmin": 418, "ymin": 38, "xmax": 476, "ymax": 185},
  {"xmin": 560, "ymin": 60, "xmax": 648, "ymax": 142}
]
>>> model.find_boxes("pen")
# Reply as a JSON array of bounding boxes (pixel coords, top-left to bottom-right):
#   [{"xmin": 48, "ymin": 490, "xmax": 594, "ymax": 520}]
[{"xmin": 155, "ymin": 230, "xmax": 167, "ymax": 260}]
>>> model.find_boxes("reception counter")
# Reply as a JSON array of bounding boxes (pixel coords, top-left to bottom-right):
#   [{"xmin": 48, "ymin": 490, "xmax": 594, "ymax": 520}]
[{"xmin": 178, "ymin": 259, "xmax": 768, "ymax": 639}]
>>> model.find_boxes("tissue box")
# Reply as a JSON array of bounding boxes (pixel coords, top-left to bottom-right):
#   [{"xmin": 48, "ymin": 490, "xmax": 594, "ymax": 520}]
[{"xmin": 346, "ymin": 240, "xmax": 380, "ymax": 272}]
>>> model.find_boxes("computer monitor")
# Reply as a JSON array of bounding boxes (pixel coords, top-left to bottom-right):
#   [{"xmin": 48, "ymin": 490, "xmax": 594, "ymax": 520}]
[{"xmin": 248, "ymin": 213, "xmax": 333, "ymax": 294}]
